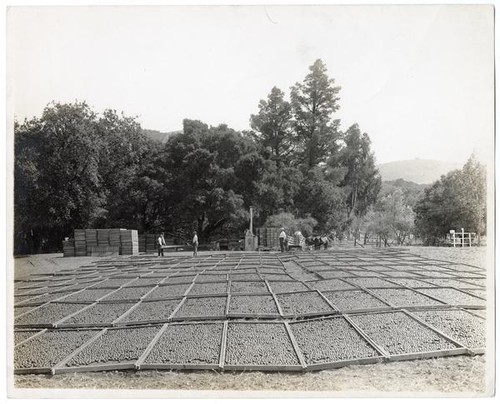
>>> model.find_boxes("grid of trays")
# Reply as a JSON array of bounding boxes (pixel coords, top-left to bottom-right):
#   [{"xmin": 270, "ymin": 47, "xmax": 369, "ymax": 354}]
[{"xmin": 14, "ymin": 249, "xmax": 487, "ymax": 373}]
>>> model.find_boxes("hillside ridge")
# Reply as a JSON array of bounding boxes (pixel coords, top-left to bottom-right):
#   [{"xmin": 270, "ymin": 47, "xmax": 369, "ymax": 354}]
[{"xmin": 377, "ymin": 158, "xmax": 462, "ymax": 184}]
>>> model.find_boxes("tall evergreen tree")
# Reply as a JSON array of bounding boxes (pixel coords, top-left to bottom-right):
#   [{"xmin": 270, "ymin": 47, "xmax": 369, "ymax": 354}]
[
  {"xmin": 290, "ymin": 59, "xmax": 342, "ymax": 169},
  {"xmin": 331, "ymin": 123, "xmax": 381, "ymax": 218},
  {"xmin": 250, "ymin": 86, "xmax": 294, "ymax": 171}
]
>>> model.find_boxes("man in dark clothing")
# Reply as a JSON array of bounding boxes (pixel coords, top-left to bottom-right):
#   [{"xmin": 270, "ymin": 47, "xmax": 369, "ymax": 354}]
[
  {"xmin": 279, "ymin": 228, "xmax": 286, "ymax": 253},
  {"xmin": 157, "ymin": 233, "xmax": 165, "ymax": 257}
]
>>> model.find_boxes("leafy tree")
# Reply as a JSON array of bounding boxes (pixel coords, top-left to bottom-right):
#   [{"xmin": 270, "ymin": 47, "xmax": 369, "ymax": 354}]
[
  {"xmin": 263, "ymin": 212, "xmax": 317, "ymax": 237},
  {"xmin": 101, "ymin": 151, "xmax": 171, "ymax": 233},
  {"xmin": 250, "ymin": 86, "xmax": 294, "ymax": 170},
  {"xmin": 15, "ymin": 102, "xmax": 104, "ymax": 253},
  {"xmin": 290, "ymin": 59, "xmax": 342, "ymax": 168},
  {"xmin": 331, "ymin": 123, "xmax": 381, "ymax": 218},
  {"xmin": 414, "ymin": 155, "xmax": 487, "ymax": 245},
  {"xmin": 96, "ymin": 109, "xmax": 159, "ymax": 230},
  {"xmin": 161, "ymin": 120, "xmax": 254, "ymax": 242},
  {"xmin": 454, "ymin": 155, "xmax": 487, "ymax": 237},
  {"xmin": 294, "ymin": 167, "xmax": 348, "ymax": 235},
  {"xmin": 380, "ymin": 179, "xmax": 427, "ymax": 208},
  {"xmin": 365, "ymin": 189, "xmax": 415, "ymax": 246}
]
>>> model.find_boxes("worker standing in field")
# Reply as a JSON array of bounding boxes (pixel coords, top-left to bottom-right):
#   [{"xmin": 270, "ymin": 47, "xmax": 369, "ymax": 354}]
[
  {"xmin": 157, "ymin": 233, "xmax": 165, "ymax": 257},
  {"xmin": 279, "ymin": 228, "xmax": 287, "ymax": 253},
  {"xmin": 193, "ymin": 231, "xmax": 199, "ymax": 257}
]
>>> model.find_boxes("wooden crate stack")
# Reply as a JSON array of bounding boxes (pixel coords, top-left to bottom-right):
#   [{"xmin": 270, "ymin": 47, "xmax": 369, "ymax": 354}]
[
  {"xmin": 63, "ymin": 239, "xmax": 75, "ymax": 257},
  {"xmin": 267, "ymin": 227, "xmax": 279, "ymax": 249},
  {"xmin": 256, "ymin": 227, "xmax": 267, "ymax": 247},
  {"xmin": 257, "ymin": 228, "xmax": 266, "ymax": 248},
  {"xmin": 256, "ymin": 227, "xmax": 281, "ymax": 249},
  {"xmin": 109, "ymin": 228, "xmax": 122, "ymax": 248},
  {"xmin": 139, "ymin": 234, "xmax": 146, "ymax": 252},
  {"xmin": 74, "ymin": 229, "xmax": 87, "ymax": 256},
  {"xmin": 97, "ymin": 229, "xmax": 110, "ymax": 246},
  {"xmin": 120, "ymin": 229, "xmax": 139, "ymax": 255},
  {"xmin": 85, "ymin": 229, "xmax": 98, "ymax": 255},
  {"xmin": 64, "ymin": 228, "xmax": 141, "ymax": 257}
]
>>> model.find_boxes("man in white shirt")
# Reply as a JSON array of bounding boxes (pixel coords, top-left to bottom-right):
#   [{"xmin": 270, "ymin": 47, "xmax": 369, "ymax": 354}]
[
  {"xmin": 192, "ymin": 231, "xmax": 199, "ymax": 257},
  {"xmin": 279, "ymin": 228, "xmax": 287, "ymax": 252},
  {"xmin": 157, "ymin": 233, "xmax": 165, "ymax": 257}
]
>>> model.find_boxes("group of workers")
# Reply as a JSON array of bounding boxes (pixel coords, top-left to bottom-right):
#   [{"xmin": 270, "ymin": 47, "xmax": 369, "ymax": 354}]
[
  {"xmin": 278, "ymin": 228, "xmax": 329, "ymax": 252},
  {"xmin": 157, "ymin": 228, "xmax": 328, "ymax": 257},
  {"xmin": 157, "ymin": 231, "xmax": 199, "ymax": 257}
]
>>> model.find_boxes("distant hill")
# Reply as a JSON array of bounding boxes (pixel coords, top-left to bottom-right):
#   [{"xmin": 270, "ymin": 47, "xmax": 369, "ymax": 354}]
[
  {"xmin": 142, "ymin": 129, "xmax": 181, "ymax": 143},
  {"xmin": 377, "ymin": 159, "xmax": 462, "ymax": 184}
]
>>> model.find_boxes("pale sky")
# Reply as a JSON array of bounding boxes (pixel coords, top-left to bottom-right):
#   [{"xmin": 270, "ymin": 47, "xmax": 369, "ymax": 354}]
[{"xmin": 7, "ymin": 5, "xmax": 494, "ymax": 164}]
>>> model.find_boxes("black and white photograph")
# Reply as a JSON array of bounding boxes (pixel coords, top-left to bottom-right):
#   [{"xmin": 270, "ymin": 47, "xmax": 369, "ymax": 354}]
[{"xmin": 6, "ymin": 2, "xmax": 495, "ymax": 399}]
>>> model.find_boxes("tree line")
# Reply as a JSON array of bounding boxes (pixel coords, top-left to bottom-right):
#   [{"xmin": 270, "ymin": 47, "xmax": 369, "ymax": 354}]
[{"xmin": 14, "ymin": 59, "xmax": 487, "ymax": 254}]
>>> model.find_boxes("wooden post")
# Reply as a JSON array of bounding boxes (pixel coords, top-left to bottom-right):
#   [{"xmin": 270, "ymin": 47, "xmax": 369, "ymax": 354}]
[
  {"xmin": 249, "ymin": 206, "xmax": 253, "ymax": 236},
  {"xmin": 461, "ymin": 228, "xmax": 465, "ymax": 247}
]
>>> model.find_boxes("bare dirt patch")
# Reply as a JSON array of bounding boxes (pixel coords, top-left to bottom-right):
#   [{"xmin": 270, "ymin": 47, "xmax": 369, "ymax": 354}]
[{"xmin": 14, "ymin": 355, "xmax": 486, "ymax": 393}]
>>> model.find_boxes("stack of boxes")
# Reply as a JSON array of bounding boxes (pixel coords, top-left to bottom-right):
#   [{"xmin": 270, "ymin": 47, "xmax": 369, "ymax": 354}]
[
  {"xmin": 139, "ymin": 234, "xmax": 146, "ymax": 253},
  {"xmin": 97, "ymin": 229, "xmax": 109, "ymax": 246},
  {"xmin": 120, "ymin": 229, "xmax": 139, "ymax": 255},
  {"xmin": 85, "ymin": 229, "xmax": 98, "ymax": 255},
  {"xmin": 62, "ymin": 239, "xmax": 75, "ymax": 257},
  {"xmin": 257, "ymin": 228, "xmax": 266, "ymax": 248},
  {"xmin": 267, "ymin": 227, "xmax": 278, "ymax": 249},
  {"xmin": 256, "ymin": 227, "xmax": 281, "ymax": 249},
  {"xmin": 74, "ymin": 229, "xmax": 87, "ymax": 256},
  {"xmin": 63, "ymin": 228, "xmax": 140, "ymax": 257},
  {"xmin": 109, "ymin": 228, "xmax": 122, "ymax": 249}
]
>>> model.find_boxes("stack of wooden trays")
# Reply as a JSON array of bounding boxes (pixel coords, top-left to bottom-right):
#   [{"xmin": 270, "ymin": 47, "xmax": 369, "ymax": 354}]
[
  {"xmin": 139, "ymin": 234, "xmax": 146, "ymax": 252},
  {"xmin": 85, "ymin": 229, "xmax": 97, "ymax": 255},
  {"xmin": 74, "ymin": 229, "xmax": 87, "ymax": 257},
  {"xmin": 62, "ymin": 239, "xmax": 75, "ymax": 257},
  {"xmin": 109, "ymin": 228, "xmax": 122, "ymax": 248},
  {"xmin": 257, "ymin": 228, "xmax": 266, "ymax": 247},
  {"xmin": 266, "ymin": 228, "xmax": 279, "ymax": 249},
  {"xmin": 97, "ymin": 229, "xmax": 109, "ymax": 246},
  {"xmin": 120, "ymin": 229, "xmax": 139, "ymax": 255}
]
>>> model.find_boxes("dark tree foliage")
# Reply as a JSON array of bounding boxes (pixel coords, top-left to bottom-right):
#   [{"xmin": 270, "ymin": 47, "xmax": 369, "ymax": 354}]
[
  {"xmin": 160, "ymin": 120, "xmax": 255, "ymax": 243},
  {"xmin": 96, "ymin": 109, "xmax": 159, "ymax": 231},
  {"xmin": 15, "ymin": 102, "xmax": 104, "ymax": 253},
  {"xmin": 250, "ymin": 86, "xmax": 294, "ymax": 170},
  {"xmin": 414, "ymin": 155, "xmax": 487, "ymax": 245},
  {"xmin": 14, "ymin": 102, "xmax": 158, "ymax": 254},
  {"xmin": 294, "ymin": 167, "xmax": 348, "ymax": 235}
]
